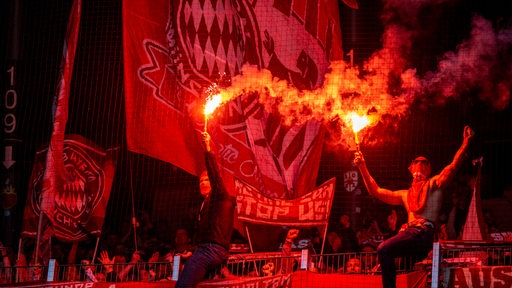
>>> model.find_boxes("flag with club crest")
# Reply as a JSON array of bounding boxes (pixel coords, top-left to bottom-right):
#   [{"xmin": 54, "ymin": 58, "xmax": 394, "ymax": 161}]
[
  {"xmin": 123, "ymin": 0, "xmax": 343, "ymax": 201},
  {"xmin": 21, "ymin": 135, "xmax": 118, "ymax": 244}
]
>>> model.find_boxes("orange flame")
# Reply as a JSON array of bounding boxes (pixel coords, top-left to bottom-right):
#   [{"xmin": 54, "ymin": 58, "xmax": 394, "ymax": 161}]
[
  {"xmin": 346, "ymin": 112, "xmax": 371, "ymax": 151},
  {"xmin": 347, "ymin": 112, "xmax": 370, "ymax": 133},
  {"xmin": 203, "ymin": 93, "xmax": 222, "ymax": 133},
  {"xmin": 214, "ymin": 62, "xmax": 412, "ymax": 148},
  {"xmin": 204, "ymin": 94, "xmax": 222, "ymax": 116}
]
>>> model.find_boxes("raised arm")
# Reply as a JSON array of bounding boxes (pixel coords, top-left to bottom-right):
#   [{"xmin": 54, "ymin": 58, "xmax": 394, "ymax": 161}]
[
  {"xmin": 117, "ymin": 250, "xmax": 141, "ymax": 281},
  {"xmin": 433, "ymin": 126, "xmax": 474, "ymax": 189},
  {"xmin": 203, "ymin": 132, "xmax": 220, "ymax": 193},
  {"xmin": 354, "ymin": 151, "xmax": 404, "ymax": 206},
  {"xmin": 202, "ymin": 132, "xmax": 234, "ymax": 198},
  {"xmin": 203, "ymin": 131, "xmax": 212, "ymax": 153},
  {"xmin": 281, "ymin": 229, "xmax": 299, "ymax": 257},
  {"xmin": 280, "ymin": 229, "xmax": 299, "ymax": 274}
]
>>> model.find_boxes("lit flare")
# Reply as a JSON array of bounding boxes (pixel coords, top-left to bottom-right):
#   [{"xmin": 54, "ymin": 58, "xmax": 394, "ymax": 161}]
[
  {"xmin": 203, "ymin": 93, "xmax": 222, "ymax": 132},
  {"xmin": 347, "ymin": 112, "xmax": 370, "ymax": 151}
]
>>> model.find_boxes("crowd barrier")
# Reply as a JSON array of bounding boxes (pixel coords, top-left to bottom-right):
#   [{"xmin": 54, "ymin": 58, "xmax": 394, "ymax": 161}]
[
  {"xmin": 1, "ymin": 242, "xmax": 510, "ymax": 287},
  {"xmin": 430, "ymin": 241, "xmax": 512, "ymax": 288}
]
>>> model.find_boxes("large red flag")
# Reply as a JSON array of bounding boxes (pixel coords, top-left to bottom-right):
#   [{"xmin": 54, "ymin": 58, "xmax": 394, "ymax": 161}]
[
  {"xmin": 123, "ymin": 0, "xmax": 343, "ymax": 199},
  {"xmin": 31, "ymin": 0, "xmax": 82, "ymax": 264},
  {"xmin": 123, "ymin": 0, "xmax": 207, "ymax": 176},
  {"xmin": 22, "ymin": 135, "xmax": 118, "ymax": 242}
]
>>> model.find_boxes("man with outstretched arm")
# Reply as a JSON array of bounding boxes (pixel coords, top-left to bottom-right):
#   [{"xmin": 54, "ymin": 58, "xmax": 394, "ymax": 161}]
[
  {"xmin": 353, "ymin": 126, "xmax": 474, "ymax": 288},
  {"xmin": 175, "ymin": 132, "xmax": 236, "ymax": 287}
]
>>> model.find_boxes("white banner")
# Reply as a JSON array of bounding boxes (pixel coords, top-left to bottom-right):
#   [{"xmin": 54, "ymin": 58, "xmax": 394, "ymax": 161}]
[{"xmin": 236, "ymin": 178, "xmax": 335, "ymax": 226}]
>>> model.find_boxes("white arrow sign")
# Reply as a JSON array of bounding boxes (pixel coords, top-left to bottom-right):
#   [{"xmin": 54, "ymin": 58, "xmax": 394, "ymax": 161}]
[{"xmin": 3, "ymin": 146, "xmax": 16, "ymax": 169}]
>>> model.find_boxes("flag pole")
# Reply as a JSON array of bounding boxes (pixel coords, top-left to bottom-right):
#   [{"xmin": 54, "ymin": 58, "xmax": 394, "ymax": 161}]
[
  {"xmin": 244, "ymin": 226, "xmax": 254, "ymax": 253},
  {"xmin": 128, "ymin": 153, "xmax": 139, "ymax": 251},
  {"xmin": 91, "ymin": 237, "xmax": 100, "ymax": 264},
  {"xmin": 34, "ymin": 212, "xmax": 43, "ymax": 265},
  {"xmin": 318, "ymin": 222, "xmax": 329, "ymax": 268},
  {"xmin": 15, "ymin": 237, "xmax": 22, "ymax": 282},
  {"xmin": 244, "ymin": 225, "xmax": 260, "ymax": 276}
]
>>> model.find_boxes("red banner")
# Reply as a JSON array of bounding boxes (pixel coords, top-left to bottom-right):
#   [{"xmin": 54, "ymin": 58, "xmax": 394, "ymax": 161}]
[
  {"xmin": 291, "ymin": 270, "xmax": 426, "ymax": 288},
  {"xmin": 5, "ymin": 271, "xmax": 427, "ymax": 288},
  {"xmin": 21, "ymin": 135, "xmax": 118, "ymax": 242},
  {"xmin": 199, "ymin": 274, "xmax": 291, "ymax": 288},
  {"xmin": 449, "ymin": 266, "xmax": 512, "ymax": 288},
  {"xmin": 236, "ymin": 178, "xmax": 336, "ymax": 226},
  {"xmin": 122, "ymin": 0, "xmax": 343, "ymax": 200}
]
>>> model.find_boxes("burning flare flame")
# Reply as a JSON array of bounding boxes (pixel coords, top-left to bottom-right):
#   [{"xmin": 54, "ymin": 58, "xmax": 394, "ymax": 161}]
[
  {"xmin": 346, "ymin": 112, "xmax": 371, "ymax": 151},
  {"xmin": 204, "ymin": 93, "xmax": 222, "ymax": 116},
  {"xmin": 347, "ymin": 112, "xmax": 370, "ymax": 133},
  {"xmin": 203, "ymin": 92, "xmax": 222, "ymax": 133}
]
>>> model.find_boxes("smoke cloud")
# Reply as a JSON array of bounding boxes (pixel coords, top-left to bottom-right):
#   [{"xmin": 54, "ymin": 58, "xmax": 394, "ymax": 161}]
[{"xmin": 214, "ymin": 0, "xmax": 511, "ymax": 149}]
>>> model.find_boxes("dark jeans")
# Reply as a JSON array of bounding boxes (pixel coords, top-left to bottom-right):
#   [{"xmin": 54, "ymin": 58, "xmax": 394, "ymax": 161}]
[
  {"xmin": 377, "ymin": 225, "xmax": 434, "ymax": 288},
  {"xmin": 175, "ymin": 242, "xmax": 229, "ymax": 288}
]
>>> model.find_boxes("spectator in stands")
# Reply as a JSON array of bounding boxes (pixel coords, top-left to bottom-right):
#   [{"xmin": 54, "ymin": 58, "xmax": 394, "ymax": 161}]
[
  {"xmin": 360, "ymin": 244, "xmax": 379, "ymax": 273},
  {"xmin": 278, "ymin": 228, "xmax": 299, "ymax": 274},
  {"xmin": 317, "ymin": 231, "xmax": 343, "ymax": 273},
  {"xmin": 0, "ymin": 242, "xmax": 12, "ymax": 284},
  {"xmin": 97, "ymin": 251, "xmax": 120, "ymax": 282},
  {"xmin": 255, "ymin": 228, "xmax": 300, "ymax": 277},
  {"xmin": 336, "ymin": 214, "xmax": 360, "ymax": 252},
  {"xmin": 167, "ymin": 228, "xmax": 194, "ymax": 264},
  {"xmin": 308, "ymin": 227, "xmax": 322, "ymax": 255},
  {"xmin": 81, "ymin": 259, "xmax": 98, "ymax": 282},
  {"xmin": 381, "ymin": 209, "xmax": 400, "ymax": 238},
  {"xmin": 343, "ymin": 257, "xmax": 362, "ymax": 273},
  {"xmin": 324, "ymin": 231, "xmax": 342, "ymax": 254},
  {"xmin": 152, "ymin": 227, "xmax": 195, "ymax": 282},
  {"xmin": 354, "ymin": 126, "xmax": 474, "ymax": 288},
  {"xmin": 97, "ymin": 250, "xmax": 142, "ymax": 282},
  {"xmin": 99, "ymin": 251, "xmax": 118, "ymax": 281},
  {"xmin": 175, "ymin": 132, "xmax": 236, "ymax": 287},
  {"xmin": 141, "ymin": 251, "xmax": 160, "ymax": 282},
  {"xmin": 356, "ymin": 217, "xmax": 384, "ymax": 249},
  {"xmin": 112, "ymin": 251, "xmax": 128, "ymax": 274}
]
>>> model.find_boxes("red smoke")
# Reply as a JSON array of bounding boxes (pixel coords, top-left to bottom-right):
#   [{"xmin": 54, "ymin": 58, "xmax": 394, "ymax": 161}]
[{"xmin": 214, "ymin": 0, "xmax": 511, "ymax": 149}]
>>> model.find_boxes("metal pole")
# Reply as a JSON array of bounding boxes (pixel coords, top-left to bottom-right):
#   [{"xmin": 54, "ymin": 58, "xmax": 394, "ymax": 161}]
[
  {"xmin": 34, "ymin": 211, "xmax": 43, "ymax": 265},
  {"xmin": 91, "ymin": 237, "xmax": 100, "ymax": 264},
  {"xmin": 431, "ymin": 241, "xmax": 440, "ymax": 288}
]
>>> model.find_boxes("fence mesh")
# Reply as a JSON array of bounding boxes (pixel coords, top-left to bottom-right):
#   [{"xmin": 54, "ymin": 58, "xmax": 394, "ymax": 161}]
[{"xmin": 1, "ymin": 1, "xmax": 511, "ymax": 287}]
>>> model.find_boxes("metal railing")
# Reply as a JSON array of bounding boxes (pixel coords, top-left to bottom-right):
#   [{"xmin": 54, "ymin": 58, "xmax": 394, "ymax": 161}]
[
  {"xmin": 2, "ymin": 245, "xmax": 510, "ymax": 286},
  {"xmin": 0, "ymin": 250, "xmax": 410, "ymax": 285},
  {"xmin": 430, "ymin": 241, "xmax": 512, "ymax": 288}
]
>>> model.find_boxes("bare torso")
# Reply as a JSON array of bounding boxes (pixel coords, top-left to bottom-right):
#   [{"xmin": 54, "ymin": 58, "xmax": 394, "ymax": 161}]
[{"xmin": 399, "ymin": 177, "xmax": 443, "ymax": 223}]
